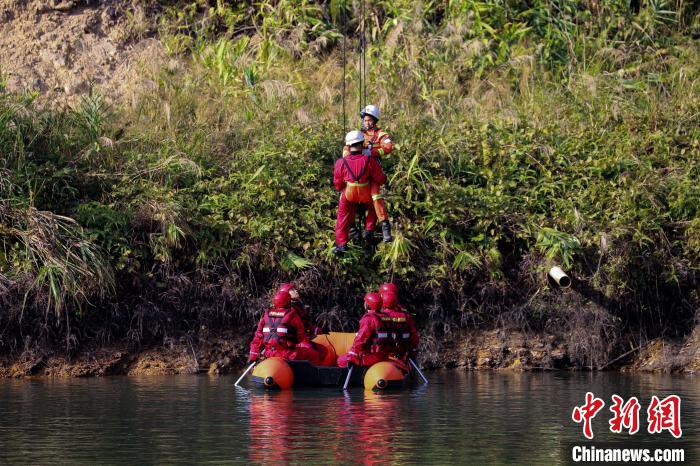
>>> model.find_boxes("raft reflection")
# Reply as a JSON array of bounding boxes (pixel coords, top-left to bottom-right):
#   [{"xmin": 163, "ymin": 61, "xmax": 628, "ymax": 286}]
[{"xmin": 247, "ymin": 389, "xmax": 414, "ymax": 465}]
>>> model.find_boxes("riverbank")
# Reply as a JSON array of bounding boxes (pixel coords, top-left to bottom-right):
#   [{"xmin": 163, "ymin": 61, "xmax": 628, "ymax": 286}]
[
  {"xmin": 3, "ymin": 327, "xmax": 699, "ymax": 378},
  {"xmin": 1, "ymin": 1, "xmax": 699, "ymax": 375}
]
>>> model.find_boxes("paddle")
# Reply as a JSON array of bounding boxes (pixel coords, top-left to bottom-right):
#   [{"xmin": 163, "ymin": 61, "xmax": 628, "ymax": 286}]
[
  {"xmin": 409, "ymin": 357, "xmax": 429, "ymax": 385},
  {"xmin": 234, "ymin": 361, "xmax": 257, "ymax": 387},
  {"xmin": 343, "ymin": 365, "xmax": 354, "ymax": 390}
]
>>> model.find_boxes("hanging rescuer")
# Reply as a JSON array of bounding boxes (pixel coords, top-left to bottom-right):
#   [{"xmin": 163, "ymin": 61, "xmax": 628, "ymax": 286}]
[
  {"xmin": 333, "ymin": 130, "xmax": 387, "ymax": 254},
  {"xmin": 343, "ymin": 104, "xmax": 394, "ymax": 243}
]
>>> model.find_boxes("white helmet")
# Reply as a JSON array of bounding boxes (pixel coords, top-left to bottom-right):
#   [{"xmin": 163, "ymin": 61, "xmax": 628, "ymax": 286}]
[
  {"xmin": 345, "ymin": 130, "xmax": 364, "ymax": 146},
  {"xmin": 361, "ymin": 104, "xmax": 380, "ymax": 121}
]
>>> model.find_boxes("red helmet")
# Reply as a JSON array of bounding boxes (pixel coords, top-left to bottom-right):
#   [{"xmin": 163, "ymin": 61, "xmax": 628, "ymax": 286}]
[
  {"xmin": 273, "ymin": 290, "xmax": 292, "ymax": 308},
  {"xmin": 364, "ymin": 292, "xmax": 383, "ymax": 311},
  {"xmin": 379, "ymin": 282, "xmax": 398, "ymax": 296},
  {"xmin": 278, "ymin": 283, "xmax": 295, "ymax": 294},
  {"xmin": 278, "ymin": 282, "xmax": 300, "ymax": 301},
  {"xmin": 381, "ymin": 291, "xmax": 399, "ymax": 309}
]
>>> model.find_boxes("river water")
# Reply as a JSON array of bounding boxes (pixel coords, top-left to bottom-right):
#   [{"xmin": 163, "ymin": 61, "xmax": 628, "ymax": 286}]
[{"xmin": 0, "ymin": 371, "xmax": 696, "ymax": 465}]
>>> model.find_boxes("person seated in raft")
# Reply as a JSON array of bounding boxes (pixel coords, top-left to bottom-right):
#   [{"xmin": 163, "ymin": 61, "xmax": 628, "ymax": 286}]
[
  {"xmin": 277, "ymin": 283, "xmax": 324, "ymax": 338},
  {"xmin": 337, "ymin": 292, "xmax": 414, "ymax": 369},
  {"xmin": 276, "ymin": 282, "xmax": 334, "ymax": 366},
  {"xmin": 377, "ymin": 287, "xmax": 420, "ymax": 363},
  {"xmin": 247, "ymin": 290, "xmax": 320, "ymax": 364},
  {"xmin": 379, "ymin": 282, "xmax": 406, "ymax": 312}
]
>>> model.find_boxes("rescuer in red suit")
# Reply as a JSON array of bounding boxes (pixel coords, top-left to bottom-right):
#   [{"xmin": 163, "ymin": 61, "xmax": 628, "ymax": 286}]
[
  {"xmin": 277, "ymin": 283, "xmax": 323, "ymax": 338},
  {"xmin": 342, "ymin": 105, "xmax": 395, "ymax": 243},
  {"xmin": 275, "ymin": 282, "xmax": 333, "ymax": 366},
  {"xmin": 333, "ymin": 130, "xmax": 387, "ymax": 254},
  {"xmin": 337, "ymin": 292, "xmax": 405, "ymax": 368},
  {"xmin": 378, "ymin": 289, "xmax": 420, "ymax": 361},
  {"xmin": 247, "ymin": 290, "xmax": 319, "ymax": 363}
]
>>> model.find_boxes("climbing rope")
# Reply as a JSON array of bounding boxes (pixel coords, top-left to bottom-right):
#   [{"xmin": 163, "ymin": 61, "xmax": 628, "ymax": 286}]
[
  {"xmin": 342, "ymin": 0, "xmax": 347, "ymax": 136},
  {"xmin": 359, "ymin": 0, "xmax": 367, "ymax": 119},
  {"xmin": 340, "ymin": 0, "xmax": 369, "ymax": 135}
]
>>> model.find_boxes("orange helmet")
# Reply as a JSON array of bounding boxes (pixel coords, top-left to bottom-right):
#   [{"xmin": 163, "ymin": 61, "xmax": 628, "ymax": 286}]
[
  {"xmin": 381, "ymin": 291, "xmax": 399, "ymax": 309},
  {"xmin": 364, "ymin": 292, "xmax": 383, "ymax": 311},
  {"xmin": 379, "ymin": 282, "xmax": 398, "ymax": 297},
  {"xmin": 273, "ymin": 290, "xmax": 292, "ymax": 308}
]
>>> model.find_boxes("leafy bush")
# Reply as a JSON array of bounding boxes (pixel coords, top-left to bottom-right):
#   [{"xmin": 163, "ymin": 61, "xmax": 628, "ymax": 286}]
[{"xmin": 0, "ymin": 1, "xmax": 699, "ymax": 364}]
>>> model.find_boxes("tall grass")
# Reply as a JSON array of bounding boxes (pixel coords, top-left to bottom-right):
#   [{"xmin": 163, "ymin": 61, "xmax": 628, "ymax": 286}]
[{"xmin": 1, "ymin": 1, "xmax": 699, "ymax": 365}]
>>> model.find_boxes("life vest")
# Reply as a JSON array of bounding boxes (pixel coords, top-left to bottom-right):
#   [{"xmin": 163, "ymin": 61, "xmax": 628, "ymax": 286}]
[
  {"xmin": 369, "ymin": 310, "xmax": 411, "ymax": 354},
  {"xmin": 365, "ymin": 129, "xmax": 388, "ymax": 147},
  {"xmin": 342, "ymin": 154, "xmax": 372, "ymax": 204},
  {"xmin": 364, "ymin": 129, "xmax": 392, "ymax": 159},
  {"xmin": 262, "ymin": 307, "xmax": 299, "ymax": 350}
]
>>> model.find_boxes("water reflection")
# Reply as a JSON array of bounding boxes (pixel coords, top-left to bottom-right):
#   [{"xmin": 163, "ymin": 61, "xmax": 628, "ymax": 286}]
[{"xmin": 0, "ymin": 371, "xmax": 697, "ymax": 465}]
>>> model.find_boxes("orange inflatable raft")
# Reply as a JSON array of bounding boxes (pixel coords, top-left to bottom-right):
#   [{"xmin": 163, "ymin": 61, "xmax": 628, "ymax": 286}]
[{"xmin": 250, "ymin": 332, "xmax": 411, "ymax": 391}]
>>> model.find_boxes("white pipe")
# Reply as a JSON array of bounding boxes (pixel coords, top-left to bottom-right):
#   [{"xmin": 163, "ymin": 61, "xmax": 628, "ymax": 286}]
[{"xmin": 548, "ymin": 266, "xmax": 571, "ymax": 288}]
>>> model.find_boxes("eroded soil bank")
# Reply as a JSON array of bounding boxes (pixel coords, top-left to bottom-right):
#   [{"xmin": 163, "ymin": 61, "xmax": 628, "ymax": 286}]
[{"xmin": 3, "ymin": 327, "xmax": 699, "ymax": 378}]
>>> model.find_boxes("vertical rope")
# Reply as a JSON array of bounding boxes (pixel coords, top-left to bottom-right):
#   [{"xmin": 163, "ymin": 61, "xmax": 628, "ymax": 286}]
[
  {"xmin": 362, "ymin": 0, "xmax": 367, "ymax": 111},
  {"xmin": 342, "ymin": 0, "xmax": 347, "ymax": 136},
  {"xmin": 358, "ymin": 0, "xmax": 364, "ymax": 119}
]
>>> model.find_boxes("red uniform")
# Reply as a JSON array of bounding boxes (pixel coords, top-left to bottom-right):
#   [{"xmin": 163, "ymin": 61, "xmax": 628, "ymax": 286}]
[
  {"xmin": 337, "ymin": 307, "xmax": 415, "ymax": 367},
  {"xmin": 343, "ymin": 128, "xmax": 394, "ymax": 223},
  {"xmin": 292, "ymin": 302, "xmax": 320, "ymax": 339},
  {"xmin": 333, "ymin": 151, "xmax": 386, "ymax": 247},
  {"xmin": 248, "ymin": 306, "xmax": 319, "ymax": 362},
  {"xmin": 292, "ymin": 301, "xmax": 333, "ymax": 366}
]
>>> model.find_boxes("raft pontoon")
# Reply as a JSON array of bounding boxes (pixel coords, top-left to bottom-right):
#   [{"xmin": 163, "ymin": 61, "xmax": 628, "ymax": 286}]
[{"xmin": 249, "ymin": 332, "xmax": 411, "ymax": 391}]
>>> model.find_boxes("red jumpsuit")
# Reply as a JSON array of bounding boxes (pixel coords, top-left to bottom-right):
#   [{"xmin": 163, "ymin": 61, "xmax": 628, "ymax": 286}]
[
  {"xmin": 292, "ymin": 300, "xmax": 333, "ymax": 366},
  {"xmin": 337, "ymin": 308, "xmax": 416, "ymax": 367},
  {"xmin": 343, "ymin": 128, "xmax": 394, "ymax": 223},
  {"xmin": 333, "ymin": 151, "xmax": 386, "ymax": 247},
  {"xmin": 293, "ymin": 301, "xmax": 322, "ymax": 339},
  {"xmin": 248, "ymin": 306, "xmax": 319, "ymax": 362}
]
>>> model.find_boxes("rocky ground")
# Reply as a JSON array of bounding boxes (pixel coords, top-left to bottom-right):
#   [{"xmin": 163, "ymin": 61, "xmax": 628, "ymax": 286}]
[
  {"xmin": 0, "ymin": 330, "xmax": 251, "ymax": 378},
  {"xmin": 2, "ymin": 327, "xmax": 698, "ymax": 378}
]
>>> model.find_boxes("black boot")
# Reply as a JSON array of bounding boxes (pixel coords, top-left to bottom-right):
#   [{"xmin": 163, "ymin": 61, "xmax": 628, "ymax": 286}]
[
  {"xmin": 362, "ymin": 229, "xmax": 375, "ymax": 243},
  {"xmin": 333, "ymin": 244, "xmax": 348, "ymax": 255},
  {"xmin": 381, "ymin": 220, "xmax": 393, "ymax": 243}
]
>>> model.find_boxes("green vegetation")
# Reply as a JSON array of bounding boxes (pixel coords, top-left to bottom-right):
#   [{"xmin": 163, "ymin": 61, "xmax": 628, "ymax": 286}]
[{"xmin": 1, "ymin": 0, "xmax": 699, "ymax": 367}]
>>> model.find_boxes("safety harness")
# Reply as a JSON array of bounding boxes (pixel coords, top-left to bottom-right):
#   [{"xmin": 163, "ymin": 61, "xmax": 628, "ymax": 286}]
[
  {"xmin": 342, "ymin": 154, "xmax": 370, "ymax": 188},
  {"xmin": 262, "ymin": 308, "xmax": 299, "ymax": 350},
  {"xmin": 369, "ymin": 310, "xmax": 411, "ymax": 354}
]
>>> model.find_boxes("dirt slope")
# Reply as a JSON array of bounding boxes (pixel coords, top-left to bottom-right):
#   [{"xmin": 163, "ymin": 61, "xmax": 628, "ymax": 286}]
[{"xmin": 0, "ymin": 0, "xmax": 164, "ymax": 105}]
